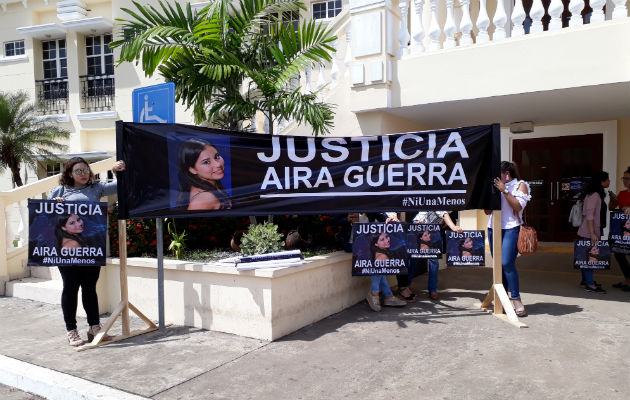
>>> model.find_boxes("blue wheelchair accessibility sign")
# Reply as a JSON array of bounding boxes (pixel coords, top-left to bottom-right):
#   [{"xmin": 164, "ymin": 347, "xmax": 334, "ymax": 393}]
[{"xmin": 132, "ymin": 82, "xmax": 175, "ymax": 123}]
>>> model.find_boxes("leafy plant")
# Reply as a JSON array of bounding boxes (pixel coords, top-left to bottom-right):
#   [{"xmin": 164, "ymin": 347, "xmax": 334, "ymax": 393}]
[
  {"xmin": 239, "ymin": 222, "xmax": 284, "ymax": 255},
  {"xmin": 109, "ymin": 0, "xmax": 337, "ymax": 135},
  {"xmin": 0, "ymin": 91, "xmax": 69, "ymax": 186},
  {"xmin": 166, "ymin": 219, "xmax": 187, "ymax": 259}
]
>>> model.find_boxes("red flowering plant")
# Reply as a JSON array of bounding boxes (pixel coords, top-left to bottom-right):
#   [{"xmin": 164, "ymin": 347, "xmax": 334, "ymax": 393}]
[{"xmin": 107, "ymin": 203, "xmax": 350, "ymax": 257}]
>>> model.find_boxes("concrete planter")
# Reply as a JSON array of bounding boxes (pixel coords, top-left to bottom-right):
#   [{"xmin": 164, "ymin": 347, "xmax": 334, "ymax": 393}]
[{"xmin": 102, "ymin": 251, "xmax": 368, "ymax": 340}]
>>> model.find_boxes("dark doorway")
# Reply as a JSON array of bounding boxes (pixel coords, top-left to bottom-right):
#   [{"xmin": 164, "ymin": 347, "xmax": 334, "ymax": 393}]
[{"xmin": 513, "ymin": 134, "xmax": 603, "ymax": 242}]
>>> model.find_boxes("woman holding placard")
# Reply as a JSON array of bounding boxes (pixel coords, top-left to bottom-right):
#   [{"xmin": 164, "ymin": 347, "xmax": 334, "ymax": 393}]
[
  {"xmin": 365, "ymin": 232, "xmax": 407, "ymax": 311},
  {"xmin": 50, "ymin": 157, "xmax": 125, "ymax": 346},
  {"xmin": 412, "ymin": 211, "xmax": 462, "ymax": 301},
  {"xmin": 487, "ymin": 161, "xmax": 531, "ymax": 317},
  {"xmin": 609, "ymin": 166, "xmax": 630, "ymax": 292},
  {"xmin": 577, "ymin": 171, "xmax": 610, "ymax": 294}
]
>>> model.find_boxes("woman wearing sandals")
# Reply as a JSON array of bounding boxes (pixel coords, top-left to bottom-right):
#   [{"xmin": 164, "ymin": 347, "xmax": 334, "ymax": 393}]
[
  {"xmin": 50, "ymin": 157, "xmax": 126, "ymax": 346},
  {"xmin": 486, "ymin": 161, "xmax": 531, "ymax": 317}
]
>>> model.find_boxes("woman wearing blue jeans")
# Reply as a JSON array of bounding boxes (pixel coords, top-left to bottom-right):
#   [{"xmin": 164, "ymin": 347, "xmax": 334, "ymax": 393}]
[
  {"xmin": 411, "ymin": 211, "xmax": 462, "ymax": 300},
  {"xmin": 577, "ymin": 171, "xmax": 611, "ymax": 293},
  {"xmin": 486, "ymin": 161, "xmax": 531, "ymax": 317}
]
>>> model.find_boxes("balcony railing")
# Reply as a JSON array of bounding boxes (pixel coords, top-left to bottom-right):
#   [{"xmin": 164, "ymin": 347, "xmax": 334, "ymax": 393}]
[
  {"xmin": 395, "ymin": 0, "xmax": 628, "ymax": 55},
  {"xmin": 80, "ymin": 74, "xmax": 115, "ymax": 113},
  {"xmin": 35, "ymin": 78, "xmax": 68, "ymax": 115}
]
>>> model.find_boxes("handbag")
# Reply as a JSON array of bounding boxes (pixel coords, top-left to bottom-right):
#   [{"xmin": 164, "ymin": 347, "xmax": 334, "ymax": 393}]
[{"xmin": 517, "ymin": 210, "xmax": 538, "ymax": 255}]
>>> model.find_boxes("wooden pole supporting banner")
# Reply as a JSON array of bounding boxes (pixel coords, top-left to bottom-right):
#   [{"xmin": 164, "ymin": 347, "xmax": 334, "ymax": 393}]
[
  {"xmin": 76, "ymin": 219, "xmax": 158, "ymax": 351},
  {"xmin": 479, "ymin": 210, "xmax": 528, "ymax": 328}
]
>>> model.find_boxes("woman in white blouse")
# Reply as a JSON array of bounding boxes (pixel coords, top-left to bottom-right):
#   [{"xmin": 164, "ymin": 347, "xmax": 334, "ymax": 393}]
[{"xmin": 486, "ymin": 161, "xmax": 531, "ymax": 317}]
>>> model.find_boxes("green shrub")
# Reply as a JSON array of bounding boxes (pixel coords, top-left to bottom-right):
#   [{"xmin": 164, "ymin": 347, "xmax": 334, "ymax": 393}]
[{"xmin": 239, "ymin": 222, "xmax": 284, "ymax": 255}]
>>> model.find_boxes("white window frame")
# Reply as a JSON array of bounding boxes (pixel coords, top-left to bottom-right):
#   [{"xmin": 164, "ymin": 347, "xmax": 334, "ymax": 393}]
[
  {"xmin": 4, "ymin": 40, "xmax": 25, "ymax": 57},
  {"xmin": 86, "ymin": 34, "xmax": 113, "ymax": 76},
  {"xmin": 312, "ymin": 0, "xmax": 342, "ymax": 21},
  {"xmin": 42, "ymin": 39, "xmax": 67, "ymax": 79}
]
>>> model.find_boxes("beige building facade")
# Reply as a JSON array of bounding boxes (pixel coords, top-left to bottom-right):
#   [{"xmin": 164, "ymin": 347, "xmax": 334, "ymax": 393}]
[{"xmin": 0, "ymin": 0, "xmax": 629, "ymax": 296}]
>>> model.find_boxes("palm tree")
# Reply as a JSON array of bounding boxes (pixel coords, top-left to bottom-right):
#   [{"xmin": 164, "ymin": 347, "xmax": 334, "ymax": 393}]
[
  {"xmin": 110, "ymin": 0, "xmax": 337, "ymax": 135},
  {"xmin": 0, "ymin": 91, "xmax": 70, "ymax": 187}
]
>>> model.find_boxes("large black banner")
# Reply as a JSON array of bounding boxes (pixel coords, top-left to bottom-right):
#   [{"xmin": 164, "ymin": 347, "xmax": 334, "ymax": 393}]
[{"xmin": 116, "ymin": 122, "xmax": 501, "ymax": 218}]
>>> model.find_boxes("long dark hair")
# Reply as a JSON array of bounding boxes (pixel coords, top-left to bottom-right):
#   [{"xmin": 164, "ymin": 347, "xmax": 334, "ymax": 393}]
[
  {"xmin": 417, "ymin": 230, "xmax": 433, "ymax": 247},
  {"xmin": 59, "ymin": 157, "xmax": 95, "ymax": 187},
  {"xmin": 585, "ymin": 171, "xmax": 609, "ymax": 200},
  {"xmin": 54, "ymin": 214, "xmax": 87, "ymax": 252},
  {"xmin": 370, "ymin": 233, "xmax": 392, "ymax": 261},
  {"xmin": 177, "ymin": 138, "xmax": 231, "ymax": 209},
  {"xmin": 500, "ymin": 161, "xmax": 520, "ymax": 181}
]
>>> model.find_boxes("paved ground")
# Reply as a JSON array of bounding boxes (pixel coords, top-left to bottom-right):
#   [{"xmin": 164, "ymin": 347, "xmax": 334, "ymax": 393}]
[
  {"xmin": 1, "ymin": 251, "xmax": 629, "ymax": 400},
  {"xmin": 0, "ymin": 384, "xmax": 44, "ymax": 400}
]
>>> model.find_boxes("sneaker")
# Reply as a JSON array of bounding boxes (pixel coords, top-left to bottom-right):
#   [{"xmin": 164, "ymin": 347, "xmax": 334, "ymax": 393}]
[
  {"xmin": 383, "ymin": 296, "xmax": 407, "ymax": 307},
  {"xmin": 87, "ymin": 324, "xmax": 113, "ymax": 342},
  {"xmin": 584, "ymin": 285, "xmax": 607, "ymax": 294},
  {"xmin": 67, "ymin": 329, "xmax": 84, "ymax": 347},
  {"xmin": 366, "ymin": 292, "xmax": 381, "ymax": 312},
  {"xmin": 580, "ymin": 280, "xmax": 602, "ymax": 288}
]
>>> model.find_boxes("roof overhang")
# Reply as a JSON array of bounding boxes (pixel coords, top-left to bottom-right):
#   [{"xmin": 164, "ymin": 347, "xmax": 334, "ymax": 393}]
[
  {"xmin": 61, "ymin": 17, "xmax": 113, "ymax": 35},
  {"xmin": 16, "ymin": 23, "xmax": 66, "ymax": 40}
]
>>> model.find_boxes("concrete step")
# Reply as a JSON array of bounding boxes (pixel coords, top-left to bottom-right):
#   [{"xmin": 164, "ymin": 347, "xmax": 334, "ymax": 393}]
[
  {"xmin": 5, "ymin": 278, "xmax": 90, "ymax": 318},
  {"xmin": 30, "ymin": 266, "xmax": 62, "ymax": 280}
]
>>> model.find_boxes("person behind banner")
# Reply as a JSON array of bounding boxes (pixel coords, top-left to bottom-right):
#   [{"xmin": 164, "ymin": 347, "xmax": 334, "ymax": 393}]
[
  {"xmin": 178, "ymin": 138, "xmax": 232, "ymax": 211},
  {"xmin": 365, "ymin": 232, "xmax": 407, "ymax": 312},
  {"xmin": 577, "ymin": 170, "xmax": 611, "ymax": 294},
  {"xmin": 411, "ymin": 210, "xmax": 462, "ymax": 301},
  {"xmin": 610, "ymin": 166, "xmax": 630, "ymax": 292},
  {"xmin": 49, "ymin": 156, "xmax": 125, "ymax": 347},
  {"xmin": 55, "ymin": 214, "xmax": 88, "ymax": 250},
  {"xmin": 486, "ymin": 161, "xmax": 531, "ymax": 317}
]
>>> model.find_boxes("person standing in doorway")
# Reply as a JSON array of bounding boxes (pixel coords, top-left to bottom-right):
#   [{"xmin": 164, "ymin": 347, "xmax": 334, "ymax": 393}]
[{"xmin": 577, "ymin": 171, "xmax": 611, "ymax": 294}]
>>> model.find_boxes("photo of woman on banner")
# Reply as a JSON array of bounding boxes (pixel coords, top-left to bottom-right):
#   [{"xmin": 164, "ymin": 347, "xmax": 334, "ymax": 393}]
[
  {"xmin": 418, "ymin": 229, "xmax": 439, "ymax": 250},
  {"xmin": 55, "ymin": 213, "xmax": 88, "ymax": 250},
  {"xmin": 177, "ymin": 138, "xmax": 232, "ymax": 211}
]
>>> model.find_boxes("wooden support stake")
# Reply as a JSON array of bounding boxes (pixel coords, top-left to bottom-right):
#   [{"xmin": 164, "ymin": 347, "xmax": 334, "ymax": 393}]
[
  {"xmin": 119, "ymin": 219, "xmax": 130, "ymax": 336},
  {"xmin": 75, "ymin": 219, "xmax": 160, "ymax": 351},
  {"xmin": 479, "ymin": 210, "xmax": 528, "ymax": 328}
]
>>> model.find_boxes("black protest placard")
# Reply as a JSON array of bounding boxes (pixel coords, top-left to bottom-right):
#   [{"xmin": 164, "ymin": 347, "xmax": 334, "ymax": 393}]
[
  {"xmin": 351, "ymin": 223, "xmax": 408, "ymax": 276},
  {"xmin": 406, "ymin": 223, "xmax": 442, "ymax": 258},
  {"xmin": 609, "ymin": 212, "xmax": 630, "ymax": 254},
  {"xmin": 28, "ymin": 199, "xmax": 108, "ymax": 267},
  {"xmin": 116, "ymin": 122, "xmax": 501, "ymax": 218},
  {"xmin": 445, "ymin": 230, "xmax": 485, "ymax": 266},
  {"xmin": 574, "ymin": 240, "xmax": 610, "ymax": 269}
]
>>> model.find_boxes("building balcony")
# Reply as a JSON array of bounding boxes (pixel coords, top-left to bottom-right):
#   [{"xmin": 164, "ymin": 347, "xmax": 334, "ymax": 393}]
[
  {"xmin": 35, "ymin": 78, "xmax": 68, "ymax": 116},
  {"xmin": 79, "ymin": 74, "xmax": 115, "ymax": 113},
  {"xmin": 343, "ymin": 0, "xmax": 629, "ymax": 127}
]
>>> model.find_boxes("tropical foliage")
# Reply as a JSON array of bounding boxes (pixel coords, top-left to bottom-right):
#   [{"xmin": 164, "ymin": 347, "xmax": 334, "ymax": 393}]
[
  {"xmin": 0, "ymin": 91, "xmax": 69, "ymax": 186},
  {"xmin": 110, "ymin": 0, "xmax": 337, "ymax": 135}
]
